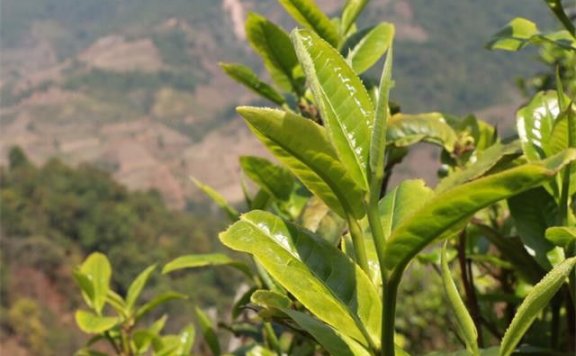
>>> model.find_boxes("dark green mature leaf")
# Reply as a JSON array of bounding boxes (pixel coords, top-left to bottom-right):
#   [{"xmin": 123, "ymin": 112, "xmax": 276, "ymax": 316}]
[
  {"xmin": 426, "ymin": 347, "xmax": 500, "ymax": 356},
  {"xmin": 387, "ymin": 113, "xmax": 458, "ymax": 151},
  {"xmin": 383, "ymin": 150, "xmax": 576, "ymax": 271},
  {"xmin": 237, "ymin": 107, "xmax": 365, "ymax": 219},
  {"xmin": 379, "ymin": 180, "xmax": 433, "ymax": 239},
  {"xmin": 195, "ymin": 307, "xmax": 221, "ymax": 356},
  {"xmin": 252, "ymin": 290, "xmax": 371, "ymax": 356},
  {"xmin": 75, "ymin": 310, "xmax": 118, "ymax": 334},
  {"xmin": 341, "ymin": 0, "xmax": 368, "ymax": 35},
  {"xmin": 279, "ymin": 0, "xmax": 340, "ymax": 47},
  {"xmin": 441, "ymin": 243, "xmax": 479, "ymax": 355},
  {"xmin": 500, "ymin": 257, "xmax": 576, "ymax": 356},
  {"xmin": 162, "ymin": 253, "xmax": 253, "ymax": 279},
  {"xmin": 240, "ymin": 156, "xmax": 294, "ymax": 202},
  {"xmin": 220, "ymin": 210, "xmax": 381, "ymax": 348},
  {"xmin": 126, "ymin": 264, "xmax": 156, "ymax": 313},
  {"xmin": 436, "ymin": 142, "xmax": 522, "ymax": 193},
  {"xmin": 293, "ymin": 29, "xmax": 374, "ymax": 190},
  {"xmin": 192, "ymin": 178, "xmax": 239, "ymax": 221},
  {"xmin": 79, "ymin": 253, "xmax": 111, "ymax": 315},
  {"xmin": 508, "ymin": 187, "xmax": 559, "ymax": 269},
  {"xmin": 345, "ymin": 23, "xmax": 394, "ymax": 74},
  {"xmin": 220, "ymin": 63, "xmax": 285, "ymax": 105},
  {"xmin": 245, "ymin": 13, "xmax": 300, "ymax": 92}
]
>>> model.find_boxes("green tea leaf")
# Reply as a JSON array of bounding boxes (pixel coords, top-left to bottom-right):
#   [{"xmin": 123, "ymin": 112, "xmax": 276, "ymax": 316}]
[
  {"xmin": 345, "ymin": 23, "xmax": 394, "ymax": 74},
  {"xmin": 135, "ymin": 292, "xmax": 187, "ymax": 321},
  {"xmin": 545, "ymin": 226, "xmax": 576, "ymax": 247},
  {"xmin": 79, "ymin": 253, "xmax": 112, "ymax": 315},
  {"xmin": 500, "ymin": 257, "xmax": 576, "ymax": 356},
  {"xmin": 384, "ymin": 150, "xmax": 576, "ymax": 271},
  {"xmin": 387, "ymin": 112, "xmax": 458, "ymax": 151},
  {"xmin": 341, "ymin": 0, "xmax": 368, "ymax": 35},
  {"xmin": 219, "ymin": 62, "xmax": 285, "ymax": 105},
  {"xmin": 279, "ymin": 0, "xmax": 339, "ymax": 47},
  {"xmin": 192, "ymin": 178, "xmax": 239, "ymax": 221},
  {"xmin": 195, "ymin": 307, "xmax": 221, "ymax": 356},
  {"xmin": 126, "ymin": 264, "xmax": 156, "ymax": 313},
  {"xmin": 237, "ymin": 107, "xmax": 366, "ymax": 219},
  {"xmin": 240, "ymin": 156, "xmax": 294, "ymax": 202},
  {"xmin": 245, "ymin": 12, "xmax": 300, "ymax": 91},
  {"xmin": 162, "ymin": 253, "xmax": 253, "ymax": 279},
  {"xmin": 440, "ymin": 242, "xmax": 479, "ymax": 355},
  {"xmin": 487, "ymin": 18, "xmax": 539, "ymax": 51},
  {"xmin": 220, "ymin": 210, "xmax": 381, "ymax": 348},
  {"xmin": 252, "ymin": 290, "xmax": 370, "ymax": 356},
  {"xmin": 75, "ymin": 310, "xmax": 118, "ymax": 334},
  {"xmin": 293, "ymin": 29, "xmax": 374, "ymax": 190}
]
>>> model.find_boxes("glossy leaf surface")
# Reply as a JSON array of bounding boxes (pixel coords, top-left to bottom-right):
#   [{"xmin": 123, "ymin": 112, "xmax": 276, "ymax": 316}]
[
  {"xmin": 245, "ymin": 13, "xmax": 300, "ymax": 91},
  {"xmin": 500, "ymin": 257, "xmax": 576, "ymax": 356},
  {"xmin": 279, "ymin": 0, "xmax": 339, "ymax": 46},
  {"xmin": 220, "ymin": 62, "xmax": 285, "ymax": 105},
  {"xmin": 341, "ymin": 0, "xmax": 368, "ymax": 35},
  {"xmin": 240, "ymin": 156, "xmax": 294, "ymax": 202},
  {"xmin": 220, "ymin": 210, "xmax": 381, "ymax": 347},
  {"xmin": 238, "ymin": 107, "xmax": 365, "ymax": 218},
  {"xmin": 293, "ymin": 28, "xmax": 374, "ymax": 190},
  {"xmin": 487, "ymin": 18, "xmax": 539, "ymax": 51},
  {"xmin": 384, "ymin": 150, "xmax": 576, "ymax": 270},
  {"xmin": 346, "ymin": 23, "xmax": 394, "ymax": 74}
]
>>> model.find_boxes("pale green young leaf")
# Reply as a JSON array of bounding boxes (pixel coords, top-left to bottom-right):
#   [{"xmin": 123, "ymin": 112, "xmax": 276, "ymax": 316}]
[
  {"xmin": 500, "ymin": 257, "xmax": 576, "ymax": 356},
  {"xmin": 545, "ymin": 226, "xmax": 576, "ymax": 247},
  {"xmin": 75, "ymin": 310, "xmax": 118, "ymax": 334},
  {"xmin": 126, "ymin": 264, "xmax": 156, "ymax": 313},
  {"xmin": 252, "ymin": 290, "xmax": 371, "ymax": 356},
  {"xmin": 237, "ymin": 107, "xmax": 366, "ymax": 219},
  {"xmin": 192, "ymin": 178, "xmax": 239, "ymax": 221},
  {"xmin": 292, "ymin": 29, "xmax": 374, "ymax": 190},
  {"xmin": 195, "ymin": 307, "xmax": 221, "ymax": 356},
  {"xmin": 162, "ymin": 253, "xmax": 253, "ymax": 279},
  {"xmin": 245, "ymin": 12, "xmax": 300, "ymax": 92},
  {"xmin": 440, "ymin": 242, "xmax": 479, "ymax": 355},
  {"xmin": 346, "ymin": 23, "xmax": 394, "ymax": 74},
  {"xmin": 220, "ymin": 210, "xmax": 382, "ymax": 348},
  {"xmin": 383, "ymin": 149, "xmax": 576, "ymax": 271},
  {"xmin": 279, "ymin": 0, "xmax": 340, "ymax": 47},
  {"xmin": 341, "ymin": 0, "xmax": 369, "ymax": 36},
  {"xmin": 106, "ymin": 290, "xmax": 128, "ymax": 318},
  {"xmin": 73, "ymin": 269, "xmax": 95, "ymax": 309},
  {"xmin": 300, "ymin": 196, "xmax": 346, "ymax": 246},
  {"xmin": 240, "ymin": 156, "xmax": 294, "ymax": 202},
  {"xmin": 387, "ymin": 112, "xmax": 458, "ymax": 151},
  {"xmin": 219, "ymin": 62, "xmax": 285, "ymax": 105},
  {"xmin": 80, "ymin": 253, "xmax": 112, "ymax": 315}
]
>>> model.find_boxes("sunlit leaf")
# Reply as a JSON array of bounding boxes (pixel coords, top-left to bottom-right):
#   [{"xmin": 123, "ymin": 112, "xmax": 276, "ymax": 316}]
[
  {"xmin": 341, "ymin": 0, "xmax": 368, "ymax": 35},
  {"xmin": 545, "ymin": 226, "xmax": 576, "ymax": 247},
  {"xmin": 126, "ymin": 264, "xmax": 156, "ymax": 313},
  {"xmin": 162, "ymin": 253, "xmax": 253, "ymax": 279},
  {"xmin": 387, "ymin": 112, "xmax": 458, "ymax": 151},
  {"xmin": 240, "ymin": 156, "xmax": 294, "ymax": 202},
  {"xmin": 195, "ymin": 307, "xmax": 221, "ymax": 356},
  {"xmin": 293, "ymin": 28, "xmax": 374, "ymax": 190},
  {"xmin": 279, "ymin": 0, "xmax": 340, "ymax": 46},
  {"xmin": 135, "ymin": 292, "xmax": 187, "ymax": 321},
  {"xmin": 79, "ymin": 253, "xmax": 112, "ymax": 315},
  {"xmin": 192, "ymin": 178, "xmax": 239, "ymax": 221},
  {"xmin": 220, "ymin": 210, "xmax": 381, "ymax": 348},
  {"xmin": 237, "ymin": 107, "xmax": 366, "ymax": 219},
  {"xmin": 345, "ymin": 23, "xmax": 394, "ymax": 74},
  {"xmin": 75, "ymin": 310, "xmax": 118, "ymax": 334}
]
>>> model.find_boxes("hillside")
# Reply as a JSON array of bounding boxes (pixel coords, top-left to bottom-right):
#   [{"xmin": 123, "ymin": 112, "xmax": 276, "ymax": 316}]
[{"xmin": 0, "ymin": 0, "xmax": 555, "ymax": 208}]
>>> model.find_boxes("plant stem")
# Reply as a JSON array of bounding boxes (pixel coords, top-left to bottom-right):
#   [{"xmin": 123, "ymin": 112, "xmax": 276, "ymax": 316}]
[
  {"xmin": 347, "ymin": 215, "xmax": 370, "ymax": 275},
  {"xmin": 381, "ymin": 269, "xmax": 402, "ymax": 356}
]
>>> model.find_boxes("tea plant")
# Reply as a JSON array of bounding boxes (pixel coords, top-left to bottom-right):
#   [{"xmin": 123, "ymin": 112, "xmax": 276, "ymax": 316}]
[{"xmin": 74, "ymin": 0, "xmax": 576, "ymax": 355}]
